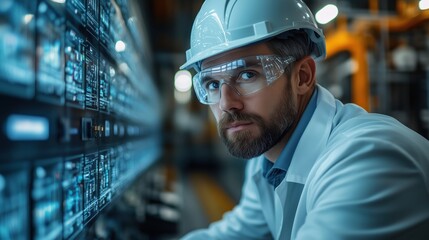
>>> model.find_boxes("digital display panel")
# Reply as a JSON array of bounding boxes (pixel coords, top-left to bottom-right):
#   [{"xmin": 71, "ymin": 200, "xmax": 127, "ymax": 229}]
[
  {"xmin": 65, "ymin": 25, "xmax": 85, "ymax": 109},
  {"xmin": 85, "ymin": 41, "xmax": 99, "ymax": 110},
  {"xmin": 108, "ymin": 5, "xmax": 121, "ymax": 56},
  {"xmin": 100, "ymin": 0, "xmax": 111, "ymax": 47},
  {"xmin": 109, "ymin": 72, "xmax": 118, "ymax": 114},
  {"xmin": 98, "ymin": 150, "xmax": 111, "ymax": 210},
  {"xmin": 99, "ymin": 54, "xmax": 113, "ymax": 113},
  {"xmin": 36, "ymin": 1, "xmax": 65, "ymax": 105},
  {"xmin": 0, "ymin": 1, "xmax": 35, "ymax": 99},
  {"xmin": 66, "ymin": 0, "xmax": 86, "ymax": 25},
  {"xmin": 32, "ymin": 160, "xmax": 63, "ymax": 240},
  {"xmin": 62, "ymin": 155, "xmax": 84, "ymax": 240},
  {"xmin": 83, "ymin": 152, "xmax": 98, "ymax": 224},
  {"xmin": 110, "ymin": 147, "xmax": 121, "ymax": 196},
  {"xmin": 0, "ymin": 168, "xmax": 29, "ymax": 240},
  {"xmin": 86, "ymin": 0, "xmax": 99, "ymax": 37}
]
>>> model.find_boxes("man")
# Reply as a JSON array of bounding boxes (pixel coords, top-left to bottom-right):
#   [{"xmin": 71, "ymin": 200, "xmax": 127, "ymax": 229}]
[{"xmin": 180, "ymin": 0, "xmax": 429, "ymax": 239}]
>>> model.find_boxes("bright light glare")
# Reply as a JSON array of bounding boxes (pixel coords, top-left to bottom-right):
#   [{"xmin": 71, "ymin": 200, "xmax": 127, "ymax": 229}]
[
  {"xmin": 115, "ymin": 40, "xmax": 126, "ymax": 52},
  {"xmin": 6, "ymin": 114, "xmax": 49, "ymax": 141},
  {"xmin": 50, "ymin": 0, "xmax": 66, "ymax": 3},
  {"xmin": 420, "ymin": 0, "xmax": 429, "ymax": 10},
  {"xmin": 174, "ymin": 70, "xmax": 192, "ymax": 92},
  {"xmin": 119, "ymin": 62, "xmax": 130, "ymax": 74},
  {"xmin": 316, "ymin": 4, "xmax": 339, "ymax": 24},
  {"xmin": 23, "ymin": 14, "xmax": 34, "ymax": 24}
]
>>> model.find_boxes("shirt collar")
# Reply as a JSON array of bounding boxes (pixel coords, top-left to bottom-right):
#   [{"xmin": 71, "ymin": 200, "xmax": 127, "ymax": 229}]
[{"xmin": 263, "ymin": 88, "xmax": 318, "ymax": 187}]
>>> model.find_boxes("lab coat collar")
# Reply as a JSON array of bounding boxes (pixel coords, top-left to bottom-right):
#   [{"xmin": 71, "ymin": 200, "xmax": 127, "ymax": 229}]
[
  {"xmin": 263, "ymin": 88, "xmax": 318, "ymax": 187},
  {"xmin": 284, "ymin": 85, "xmax": 336, "ymax": 184}
]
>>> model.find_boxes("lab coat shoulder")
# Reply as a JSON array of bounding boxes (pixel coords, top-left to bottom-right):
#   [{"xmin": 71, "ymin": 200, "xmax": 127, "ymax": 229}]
[
  {"xmin": 294, "ymin": 102, "xmax": 429, "ymax": 239},
  {"xmin": 328, "ymin": 105, "xmax": 429, "ymax": 189}
]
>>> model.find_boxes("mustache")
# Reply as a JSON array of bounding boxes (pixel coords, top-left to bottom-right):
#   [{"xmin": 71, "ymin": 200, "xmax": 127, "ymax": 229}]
[{"xmin": 218, "ymin": 112, "xmax": 264, "ymax": 129}]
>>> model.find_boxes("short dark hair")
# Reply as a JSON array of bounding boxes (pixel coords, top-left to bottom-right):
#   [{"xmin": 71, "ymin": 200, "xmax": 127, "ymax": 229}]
[{"xmin": 266, "ymin": 29, "xmax": 313, "ymax": 77}]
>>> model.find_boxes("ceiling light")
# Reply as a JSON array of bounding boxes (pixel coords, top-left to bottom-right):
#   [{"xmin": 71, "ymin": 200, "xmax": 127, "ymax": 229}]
[
  {"xmin": 174, "ymin": 70, "xmax": 192, "ymax": 92},
  {"xmin": 115, "ymin": 40, "xmax": 126, "ymax": 52},
  {"xmin": 315, "ymin": 4, "xmax": 339, "ymax": 24},
  {"xmin": 419, "ymin": 0, "xmax": 429, "ymax": 10}
]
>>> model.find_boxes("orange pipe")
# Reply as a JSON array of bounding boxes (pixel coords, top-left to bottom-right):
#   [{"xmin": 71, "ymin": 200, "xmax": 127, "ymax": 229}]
[
  {"xmin": 325, "ymin": 30, "xmax": 370, "ymax": 111},
  {"xmin": 369, "ymin": 0, "xmax": 379, "ymax": 15}
]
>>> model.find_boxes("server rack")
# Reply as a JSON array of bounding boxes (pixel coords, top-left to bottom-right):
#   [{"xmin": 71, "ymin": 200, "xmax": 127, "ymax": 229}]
[{"xmin": 0, "ymin": 0, "xmax": 162, "ymax": 239}]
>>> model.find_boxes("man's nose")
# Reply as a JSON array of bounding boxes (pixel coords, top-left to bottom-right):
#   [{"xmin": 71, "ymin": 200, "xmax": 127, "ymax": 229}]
[{"xmin": 219, "ymin": 83, "xmax": 244, "ymax": 113}]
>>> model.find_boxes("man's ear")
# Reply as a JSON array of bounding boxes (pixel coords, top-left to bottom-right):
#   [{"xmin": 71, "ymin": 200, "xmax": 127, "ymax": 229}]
[{"xmin": 295, "ymin": 56, "xmax": 316, "ymax": 95}]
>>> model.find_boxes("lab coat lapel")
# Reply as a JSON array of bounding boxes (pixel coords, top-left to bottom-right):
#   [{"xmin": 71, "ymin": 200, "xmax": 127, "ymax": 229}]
[
  {"xmin": 253, "ymin": 170, "xmax": 305, "ymax": 240},
  {"xmin": 253, "ymin": 171, "xmax": 277, "ymax": 235},
  {"xmin": 275, "ymin": 180, "xmax": 304, "ymax": 240},
  {"xmin": 286, "ymin": 85, "xmax": 336, "ymax": 184}
]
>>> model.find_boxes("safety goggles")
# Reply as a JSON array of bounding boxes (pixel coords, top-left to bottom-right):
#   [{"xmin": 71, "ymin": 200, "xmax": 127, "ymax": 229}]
[{"xmin": 193, "ymin": 55, "xmax": 296, "ymax": 105}]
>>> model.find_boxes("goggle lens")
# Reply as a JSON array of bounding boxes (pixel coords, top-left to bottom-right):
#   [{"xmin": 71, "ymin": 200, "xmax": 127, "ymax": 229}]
[{"xmin": 193, "ymin": 55, "xmax": 295, "ymax": 104}]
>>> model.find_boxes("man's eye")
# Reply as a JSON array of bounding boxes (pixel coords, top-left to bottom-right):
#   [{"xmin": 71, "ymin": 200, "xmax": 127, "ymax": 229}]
[
  {"xmin": 239, "ymin": 71, "xmax": 256, "ymax": 81},
  {"xmin": 205, "ymin": 80, "xmax": 220, "ymax": 91}
]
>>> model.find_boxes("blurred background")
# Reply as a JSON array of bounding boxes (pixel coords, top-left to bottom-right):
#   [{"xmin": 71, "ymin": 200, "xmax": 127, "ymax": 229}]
[{"xmin": 0, "ymin": 0, "xmax": 428, "ymax": 239}]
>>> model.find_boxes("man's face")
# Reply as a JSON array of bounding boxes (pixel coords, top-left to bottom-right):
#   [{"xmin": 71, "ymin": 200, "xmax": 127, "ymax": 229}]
[{"xmin": 202, "ymin": 43, "xmax": 298, "ymax": 159}]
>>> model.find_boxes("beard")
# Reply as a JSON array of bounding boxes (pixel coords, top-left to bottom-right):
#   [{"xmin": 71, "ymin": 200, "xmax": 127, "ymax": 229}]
[{"xmin": 218, "ymin": 82, "xmax": 297, "ymax": 159}]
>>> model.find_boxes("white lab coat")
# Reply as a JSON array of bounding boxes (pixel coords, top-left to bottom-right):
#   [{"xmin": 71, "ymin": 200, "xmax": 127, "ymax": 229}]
[{"xmin": 182, "ymin": 85, "xmax": 429, "ymax": 240}]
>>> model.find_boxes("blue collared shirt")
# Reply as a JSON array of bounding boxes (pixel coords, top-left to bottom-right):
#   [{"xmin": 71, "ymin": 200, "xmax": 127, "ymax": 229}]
[{"xmin": 262, "ymin": 88, "xmax": 318, "ymax": 187}]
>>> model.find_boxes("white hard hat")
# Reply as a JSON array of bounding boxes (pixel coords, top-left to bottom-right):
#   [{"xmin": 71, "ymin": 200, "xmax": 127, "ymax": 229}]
[{"xmin": 181, "ymin": 0, "xmax": 326, "ymax": 70}]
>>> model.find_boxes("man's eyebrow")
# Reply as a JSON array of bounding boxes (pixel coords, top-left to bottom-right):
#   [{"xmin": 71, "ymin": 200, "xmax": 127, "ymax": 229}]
[{"xmin": 200, "ymin": 75, "xmax": 214, "ymax": 83}]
